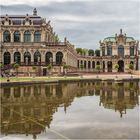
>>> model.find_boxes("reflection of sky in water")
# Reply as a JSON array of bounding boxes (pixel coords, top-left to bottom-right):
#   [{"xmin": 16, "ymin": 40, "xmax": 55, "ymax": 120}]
[
  {"xmin": 48, "ymin": 96, "xmax": 139, "ymax": 139},
  {"xmin": 1, "ymin": 82, "xmax": 139, "ymax": 140}
]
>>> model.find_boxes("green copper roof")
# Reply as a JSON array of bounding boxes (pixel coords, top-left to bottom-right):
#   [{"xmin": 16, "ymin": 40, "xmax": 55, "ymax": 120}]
[
  {"xmin": 126, "ymin": 37, "xmax": 134, "ymax": 42},
  {"xmin": 103, "ymin": 36, "xmax": 135, "ymax": 42},
  {"xmin": 104, "ymin": 37, "xmax": 116, "ymax": 42}
]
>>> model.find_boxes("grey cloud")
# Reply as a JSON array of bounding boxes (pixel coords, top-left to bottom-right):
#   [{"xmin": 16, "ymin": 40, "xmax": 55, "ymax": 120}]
[{"xmin": 0, "ymin": 0, "xmax": 139, "ymax": 49}]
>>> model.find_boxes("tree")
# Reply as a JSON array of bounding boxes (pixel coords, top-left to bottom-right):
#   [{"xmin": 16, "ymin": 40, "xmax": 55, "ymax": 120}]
[
  {"xmin": 76, "ymin": 48, "xmax": 83, "ymax": 55},
  {"xmin": 82, "ymin": 48, "xmax": 88, "ymax": 56},
  {"xmin": 47, "ymin": 64, "xmax": 53, "ymax": 77},
  {"xmin": 95, "ymin": 64, "xmax": 101, "ymax": 78},
  {"xmin": 128, "ymin": 63, "xmax": 134, "ymax": 78},
  {"xmin": 0, "ymin": 63, "xmax": 4, "ymax": 72},
  {"xmin": 63, "ymin": 64, "xmax": 69, "ymax": 77},
  {"xmin": 114, "ymin": 64, "xmax": 119, "ymax": 79},
  {"xmin": 95, "ymin": 49, "xmax": 100, "ymax": 56},
  {"xmin": 79, "ymin": 64, "xmax": 84, "ymax": 78},
  {"xmin": 80, "ymin": 64, "xmax": 84, "ymax": 70},
  {"xmin": 32, "ymin": 66, "xmax": 37, "ymax": 78},
  {"xmin": 54, "ymin": 34, "xmax": 60, "ymax": 42},
  {"xmin": 114, "ymin": 64, "xmax": 119, "ymax": 72},
  {"xmin": 128, "ymin": 63, "xmax": 134, "ymax": 70},
  {"xmin": 88, "ymin": 49, "xmax": 94, "ymax": 56},
  {"xmin": 13, "ymin": 63, "xmax": 20, "ymax": 77},
  {"xmin": 0, "ymin": 63, "xmax": 4, "ymax": 77},
  {"xmin": 0, "ymin": 63, "xmax": 4, "ymax": 69},
  {"xmin": 138, "ymin": 50, "xmax": 140, "ymax": 55},
  {"xmin": 95, "ymin": 64, "xmax": 101, "ymax": 73}
]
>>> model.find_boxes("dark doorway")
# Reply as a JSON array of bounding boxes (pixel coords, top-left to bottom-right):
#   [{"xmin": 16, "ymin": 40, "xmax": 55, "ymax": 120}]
[
  {"xmin": 107, "ymin": 61, "xmax": 112, "ymax": 72},
  {"xmin": 118, "ymin": 60, "xmax": 124, "ymax": 72},
  {"xmin": 43, "ymin": 68, "xmax": 47, "ymax": 76},
  {"xmin": 103, "ymin": 61, "xmax": 105, "ymax": 72}
]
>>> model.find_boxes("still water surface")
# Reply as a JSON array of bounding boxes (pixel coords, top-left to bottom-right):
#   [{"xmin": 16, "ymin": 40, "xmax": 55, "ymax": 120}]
[{"xmin": 1, "ymin": 81, "xmax": 139, "ymax": 140}]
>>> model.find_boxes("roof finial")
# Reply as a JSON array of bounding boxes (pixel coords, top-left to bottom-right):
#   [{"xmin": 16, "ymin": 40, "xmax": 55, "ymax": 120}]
[
  {"xmin": 33, "ymin": 8, "xmax": 37, "ymax": 16},
  {"xmin": 120, "ymin": 29, "xmax": 122, "ymax": 34}
]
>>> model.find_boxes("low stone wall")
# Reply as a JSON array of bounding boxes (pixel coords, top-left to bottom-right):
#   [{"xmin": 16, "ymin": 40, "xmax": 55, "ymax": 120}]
[{"xmin": 132, "ymin": 70, "xmax": 140, "ymax": 75}]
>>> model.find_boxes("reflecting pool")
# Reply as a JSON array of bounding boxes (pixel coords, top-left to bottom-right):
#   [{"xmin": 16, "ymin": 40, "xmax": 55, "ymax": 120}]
[{"xmin": 1, "ymin": 81, "xmax": 139, "ymax": 140}]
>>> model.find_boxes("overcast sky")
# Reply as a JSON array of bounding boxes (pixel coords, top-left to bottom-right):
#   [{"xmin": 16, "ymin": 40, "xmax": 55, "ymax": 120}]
[{"xmin": 0, "ymin": 0, "xmax": 139, "ymax": 49}]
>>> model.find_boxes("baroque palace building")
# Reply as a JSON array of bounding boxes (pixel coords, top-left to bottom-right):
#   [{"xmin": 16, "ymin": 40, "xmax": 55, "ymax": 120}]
[
  {"xmin": 0, "ymin": 9, "xmax": 139, "ymax": 75},
  {"xmin": 0, "ymin": 8, "xmax": 77, "ymax": 75},
  {"xmin": 77, "ymin": 29, "xmax": 139, "ymax": 72}
]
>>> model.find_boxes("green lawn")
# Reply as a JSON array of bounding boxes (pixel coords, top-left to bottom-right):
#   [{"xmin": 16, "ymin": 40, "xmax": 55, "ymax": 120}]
[{"xmin": 0, "ymin": 76, "xmax": 85, "ymax": 83}]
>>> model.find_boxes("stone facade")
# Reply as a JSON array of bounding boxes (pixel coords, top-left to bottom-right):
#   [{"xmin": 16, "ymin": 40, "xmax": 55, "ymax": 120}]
[
  {"xmin": 0, "ymin": 9, "xmax": 77, "ymax": 75},
  {"xmin": 0, "ymin": 9, "xmax": 139, "ymax": 74},
  {"xmin": 77, "ymin": 29, "xmax": 139, "ymax": 72}
]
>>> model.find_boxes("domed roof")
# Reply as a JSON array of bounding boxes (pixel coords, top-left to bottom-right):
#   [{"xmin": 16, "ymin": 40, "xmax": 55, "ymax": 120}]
[
  {"xmin": 103, "ymin": 37, "xmax": 116, "ymax": 42},
  {"xmin": 126, "ymin": 37, "xmax": 134, "ymax": 42},
  {"xmin": 103, "ymin": 36, "xmax": 135, "ymax": 43}
]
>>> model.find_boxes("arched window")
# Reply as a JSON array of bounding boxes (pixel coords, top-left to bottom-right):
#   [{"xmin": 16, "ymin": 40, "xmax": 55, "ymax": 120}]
[
  {"xmin": 77, "ymin": 60, "xmax": 79, "ymax": 68},
  {"xmin": 56, "ymin": 52, "xmax": 63, "ymax": 65},
  {"xmin": 107, "ymin": 61, "xmax": 112, "ymax": 72},
  {"xmin": 14, "ymin": 31, "xmax": 20, "ymax": 42},
  {"xmin": 45, "ymin": 52, "xmax": 53, "ymax": 65},
  {"xmin": 92, "ymin": 61, "xmax": 95, "ymax": 69},
  {"xmin": 88, "ymin": 61, "xmax": 91, "ymax": 69},
  {"xmin": 103, "ymin": 61, "xmax": 105, "ymax": 72},
  {"xmin": 107, "ymin": 46, "xmax": 112, "ymax": 56},
  {"xmin": 97, "ymin": 61, "xmax": 100, "ymax": 65},
  {"xmin": 14, "ymin": 52, "xmax": 21, "ymax": 64},
  {"xmin": 4, "ymin": 52, "xmax": 11, "ymax": 65},
  {"xmin": 34, "ymin": 31, "xmax": 41, "ymax": 42},
  {"xmin": 118, "ymin": 45, "xmax": 124, "ymax": 57},
  {"xmin": 118, "ymin": 60, "xmax": 124, "ymax": 72},
  {"xmin": 24, "ymin": 31, "xmax": 31, "ymax": 42},
  {"xmin": 84, "ymin": 61, "xmax": 86, "ymax": 68},
  {"xmin": 24, "ymin": 51, "xmax": 31, "ymax": 65},
  {"xmin": 34, "ymin": 50, "xmax": 41, "ymax": 65},
  {"xmin": 3, "ymin": 31, "xmax": 11, "ymax": 42},
  {"xmin": 130, "ymin": 47, "xmax": 134, "ymax": 56}
]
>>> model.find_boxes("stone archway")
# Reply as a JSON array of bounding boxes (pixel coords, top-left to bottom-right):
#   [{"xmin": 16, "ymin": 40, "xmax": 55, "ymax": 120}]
[
  {"xmin": 56, "ymin": 51, "xmax": 63, "ymax": 65},
  {"xmin": 103, "ymin": 61, "xmax": 105, "ymax": 72},
  {"xmin": 118, "ymin": 60, "xmax": 124, "ymax": 72},
  {"xmin": 107, "ymin": 61, "xmax": 112, "ymax": 72},
  {"xmin": 4, "ymin": 52, "xmax": 11, "ymax": 65},
  {"xmin": 45, "ymin": 52, "xmax": 53, "ymax": 65}
]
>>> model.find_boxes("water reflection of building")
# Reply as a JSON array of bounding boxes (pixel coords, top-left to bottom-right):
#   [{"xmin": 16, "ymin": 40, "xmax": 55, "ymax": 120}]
[
  {"xmin": 1, "ymin": 81, "xmax": 139, "ymax": 138},
  {"xmin": 1, "ymin": 83, "xmax": 77, "ymax": 139},
  {"xmin": 99, "ymin": 82, "xmax": 139, "ymax": 117}
]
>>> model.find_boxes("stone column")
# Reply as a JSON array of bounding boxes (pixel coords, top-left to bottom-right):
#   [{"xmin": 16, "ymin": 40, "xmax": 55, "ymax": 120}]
[
  {"xmin": 20, "ymin": 30, "xmax": 24, "ymax": 42},
  {"xmin": 31, "ymin": 52, "xmax": 34, "ymax": 63},
  {"xmin": 53, "ymin": 52, "xmax": 56, "ymax": 64},
  {"xmin": 31, "ymin": 31, "xmax": 34, "ymax": 42},
  {"xmin": 10, "ymin": 31, "xmax": 14, "ymax": 43},
  {"xmin": 0, "ymin": 31, "xmax": 3, "ymax": 42},
  {"xmin": 46, "ymin": 33, "xmax": 48, "ymax": 42},
  {"xmin": 105, "ymin": 61, "xmax": 108, "ymax": 72},
  {"xmin": 41, "ymin": 51, "xmax": 45, "ymax": 63},
  {"xmin": 21, "ymin": 52, "xmax": 24, "ymax": 63},
  {"xmin": 105, "ymin": 47, "xmax": 107, "ymax": 56},
  {"xmin": 41, "ymin": 30, "xmax": 46, "ymax": 42},
  {"xmin": 11, "ymin": 52, "xmax": 14, "ymax": 64}
]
